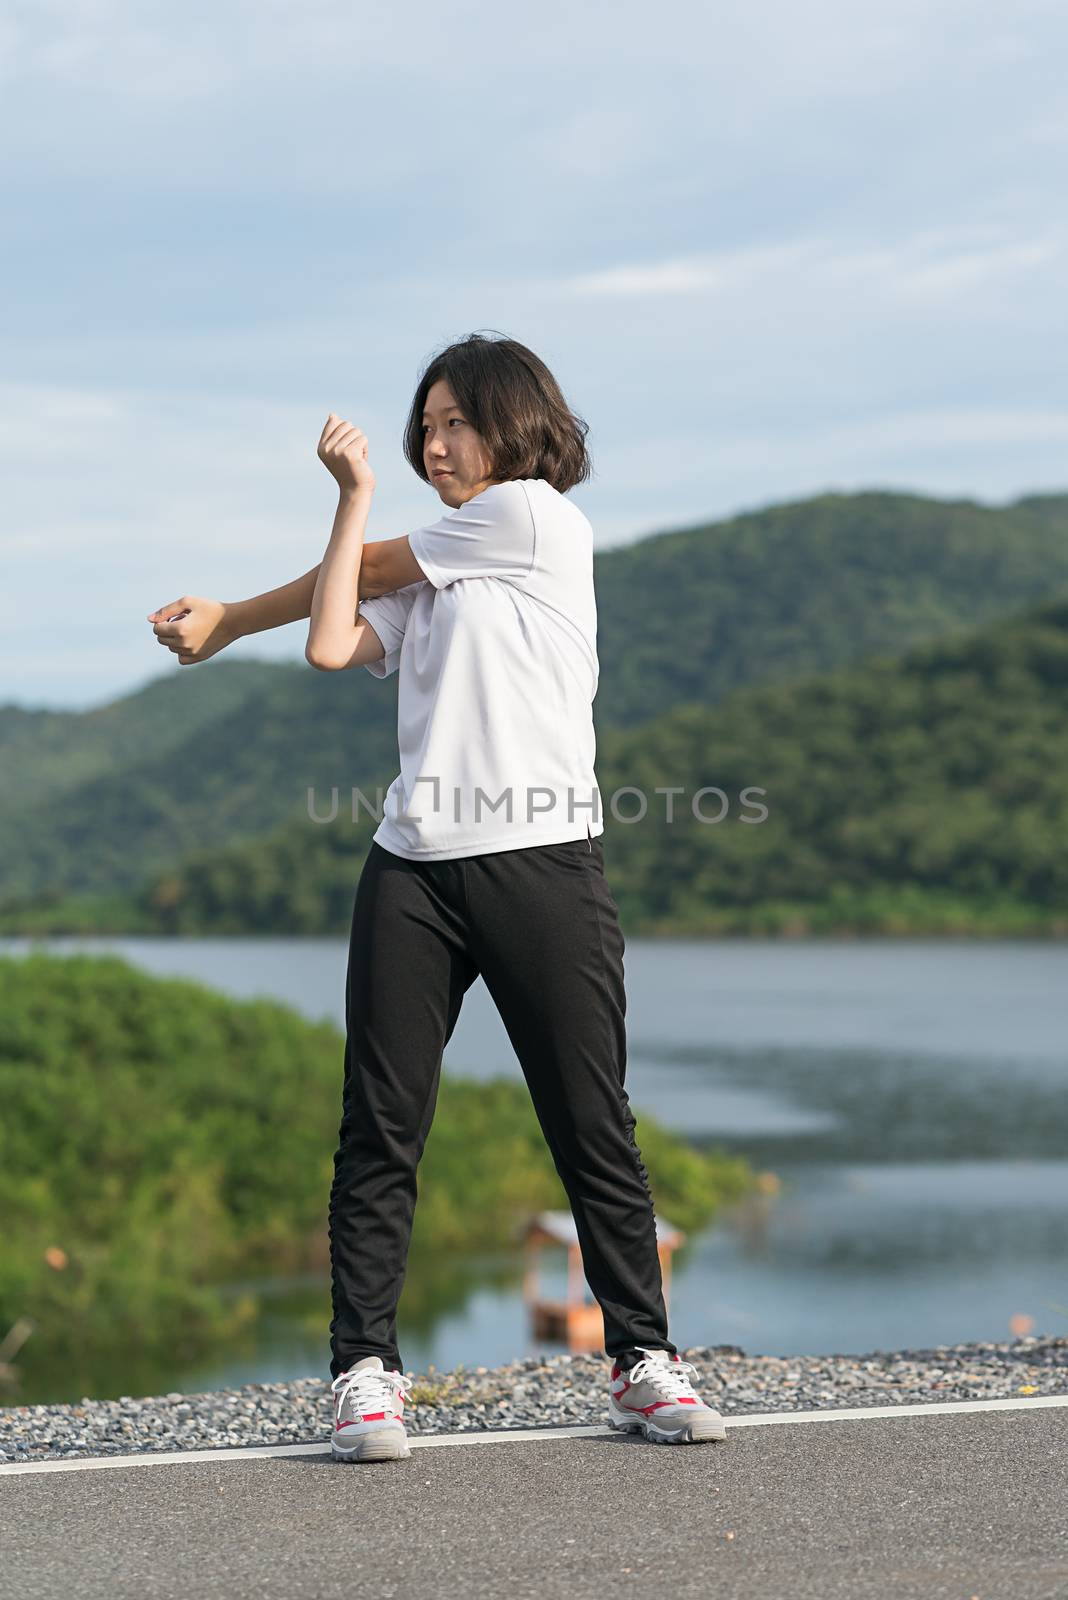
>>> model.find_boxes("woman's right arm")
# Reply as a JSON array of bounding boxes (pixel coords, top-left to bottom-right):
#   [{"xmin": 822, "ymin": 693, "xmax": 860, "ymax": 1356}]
[
  {"xmin": 147, "ymin": 565, "xmax": 318, "ymax": 665},
  {"xmin": 148, "ymin": 555, "xmax": 389, "ymax": 665}
]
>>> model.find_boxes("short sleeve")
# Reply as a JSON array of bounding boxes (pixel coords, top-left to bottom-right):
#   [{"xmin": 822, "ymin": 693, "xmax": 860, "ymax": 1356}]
[
  {"xmin": 407, "ymin": 481, "xmax": 536, "ymax": 589},
  {"xmin": 358, "ymin": 580, "xmax": 425, "ymax": 678}
]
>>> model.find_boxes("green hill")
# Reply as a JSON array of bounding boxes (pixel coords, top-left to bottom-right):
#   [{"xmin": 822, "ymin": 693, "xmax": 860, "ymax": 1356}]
[
  {"xmin": 0, "ymin": 659, "xmax": 401, "ymax": 901},
  {"xmin": 594, "ymin": 592, "xmax": 1068, "ymax": 934},
  {"xmin": 593, "ymin": 489, "xmax": 1068, "ymax": 725},
  {"xmin": 56, "ymin": 589, "xmax": 1067, "ymax": 939},
  {"xmin": 2, "ymin": 487, "xmax": 1068, "ymax": 916},
  {"xmin": 1010, "ymin": 491, "xmax": 1068, "ymax": 528},
  {"xmin": 0, "ymin": 659, "xmax": 282, "ymax": 815}
]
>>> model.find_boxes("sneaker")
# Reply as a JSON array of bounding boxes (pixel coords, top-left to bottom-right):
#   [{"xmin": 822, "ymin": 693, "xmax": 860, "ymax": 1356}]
[
  {"xmin": 607, "ymin": 1347, "xmax": 728, "ymax": 1445},
  {"xmin": 331, "ymin": 1356, "xmax": 413, "ymax": 1462}
]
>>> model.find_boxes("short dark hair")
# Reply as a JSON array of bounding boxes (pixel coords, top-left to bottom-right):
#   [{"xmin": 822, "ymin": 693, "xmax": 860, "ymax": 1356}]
[{"xmin": 402, "ymin": 330, "xmax": 592, "ymax": 494}]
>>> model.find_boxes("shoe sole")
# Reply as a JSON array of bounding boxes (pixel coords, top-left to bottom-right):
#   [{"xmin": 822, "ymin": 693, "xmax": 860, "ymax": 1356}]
[
  {"xmin": 332, "ymin": 1428, "xmax": 411, "ymax": 1462},
  {"xmin": 607, "ymin": 1398, "xmax": 728, "ymax": 1445}
]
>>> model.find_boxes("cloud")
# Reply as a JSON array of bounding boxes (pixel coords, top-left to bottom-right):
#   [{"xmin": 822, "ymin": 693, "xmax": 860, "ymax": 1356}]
[
  {"xmin": 553, "ymin": 229, "xmax": 1063, "ymax": 305},
  {"xmin": 3, "ymin": 0, "xmax": 1067, "ymax": 704}
]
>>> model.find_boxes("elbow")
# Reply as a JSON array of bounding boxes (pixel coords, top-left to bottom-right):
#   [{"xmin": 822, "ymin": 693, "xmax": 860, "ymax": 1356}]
[{"xmin": 305, "ymin": 640, "xmax": 344, "ymax": 672}]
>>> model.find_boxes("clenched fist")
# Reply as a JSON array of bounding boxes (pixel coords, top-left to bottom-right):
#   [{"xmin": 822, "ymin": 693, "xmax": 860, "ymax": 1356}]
[
  {"xmin": 318, "ymin": 413, "xmax": 376, "ymax": 494},
  {"xmin": 147, "ymin": 595, "xmax": 235, "ymax": 665}
]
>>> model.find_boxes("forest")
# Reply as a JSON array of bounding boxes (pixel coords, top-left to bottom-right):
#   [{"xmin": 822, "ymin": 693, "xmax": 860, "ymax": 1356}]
[
  {"xmin": 2, "ymin": 488, "xmax": 1067, "ymax": 936},
  {"xmin": 0, "ymin": 952, "xmax": 754, "ymax": 1393}
]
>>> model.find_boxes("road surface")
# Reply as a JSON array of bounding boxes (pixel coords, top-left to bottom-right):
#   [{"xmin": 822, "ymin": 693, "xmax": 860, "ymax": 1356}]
[{"xmin": 2, "ymin": 1398, "xmax": 1066, "ymax": 1599}]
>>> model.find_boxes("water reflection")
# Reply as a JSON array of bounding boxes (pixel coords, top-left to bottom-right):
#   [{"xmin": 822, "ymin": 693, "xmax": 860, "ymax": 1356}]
[{"xmin": 659, "ymin": 1042, "xmax": 1068, "ymax": 1163}]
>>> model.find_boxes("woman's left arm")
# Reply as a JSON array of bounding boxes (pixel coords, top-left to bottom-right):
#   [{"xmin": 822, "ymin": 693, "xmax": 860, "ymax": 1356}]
[
  {"xmin": 306, "ymin": 414, "xmax": 378, "ymax": 670},
  {"xmin": 306, "ymin": 488, "xmax": 380, "ymax": 669}
]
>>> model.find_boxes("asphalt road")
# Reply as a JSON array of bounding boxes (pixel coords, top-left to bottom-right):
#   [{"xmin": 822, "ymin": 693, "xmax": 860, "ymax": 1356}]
[{"xmin": 3, "ymin": 1407, "xmax": 1067, "ymax": 1599}]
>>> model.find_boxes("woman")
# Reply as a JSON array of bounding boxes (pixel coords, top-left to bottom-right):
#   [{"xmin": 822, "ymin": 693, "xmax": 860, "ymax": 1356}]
[{"xmin": 147, "ymin": 332, "xmax": 727, "ymax": 1462}]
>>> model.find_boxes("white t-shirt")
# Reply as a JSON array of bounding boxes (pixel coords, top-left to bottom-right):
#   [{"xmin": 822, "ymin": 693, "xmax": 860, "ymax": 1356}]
[{"xmin": 356, "ymin": 477, "xmax": 604, "ymax": 860}]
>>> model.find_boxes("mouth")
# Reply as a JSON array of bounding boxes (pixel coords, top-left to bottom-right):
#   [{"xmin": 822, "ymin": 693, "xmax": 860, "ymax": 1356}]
[{"xmin": 432, "ymin": 470, "xmax": 453, "ymax": 479}]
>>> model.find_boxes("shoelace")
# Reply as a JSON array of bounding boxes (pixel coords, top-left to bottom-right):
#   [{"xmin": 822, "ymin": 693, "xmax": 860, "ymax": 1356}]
[
  {"xmin": 624, "ymin": 1350, "xmax": 701, "ymax": 1398},
  {"xmin": 331, "ymin": 1366, "xmax": 413, "ymax": 1422}
]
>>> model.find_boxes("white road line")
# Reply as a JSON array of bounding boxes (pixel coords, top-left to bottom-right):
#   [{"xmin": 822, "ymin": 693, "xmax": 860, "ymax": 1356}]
[
  {"xmin": 720, "ymin": 1394, "xmax": 1068, "ymax": 1425},
  {"xmin": 2, "ymin": 1394, "xmax": 1064, "ymax": 1478}
]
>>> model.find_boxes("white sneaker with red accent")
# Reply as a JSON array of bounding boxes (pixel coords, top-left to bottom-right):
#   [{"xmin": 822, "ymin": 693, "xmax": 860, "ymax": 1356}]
[
  {"xmin": 607, "ymin": 1347, "xmax": 728, "ymax": 1444},
  {"xmin": 331, "ymin": 1356, "xmax": 412, "ymax": 1462}
]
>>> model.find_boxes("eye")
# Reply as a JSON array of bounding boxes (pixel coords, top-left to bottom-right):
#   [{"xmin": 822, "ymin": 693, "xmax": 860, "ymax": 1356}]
[{"xmin": 421, "ymin": 419, "xmax": 466, "ymax": 435}]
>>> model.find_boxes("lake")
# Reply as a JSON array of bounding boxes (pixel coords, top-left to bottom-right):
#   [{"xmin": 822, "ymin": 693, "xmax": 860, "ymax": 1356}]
[{"xmin": 5, "ymin": 935, "xmax": 1067, "ymax": 1395}]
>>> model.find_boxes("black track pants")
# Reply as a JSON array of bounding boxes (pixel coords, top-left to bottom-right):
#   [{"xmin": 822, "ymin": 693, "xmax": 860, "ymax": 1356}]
[{"xmin": 328, "ymin": 833, "xmax": 676, "ymax": 1377}]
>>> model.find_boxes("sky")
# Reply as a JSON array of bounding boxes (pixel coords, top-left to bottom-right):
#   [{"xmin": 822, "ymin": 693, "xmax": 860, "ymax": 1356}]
[{"xmin": 3, "ymin": 0, "xmax": 1066, "ymax": 709}]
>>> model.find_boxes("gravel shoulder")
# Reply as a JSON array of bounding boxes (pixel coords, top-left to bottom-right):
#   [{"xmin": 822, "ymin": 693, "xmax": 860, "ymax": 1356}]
[{"xmin": 2, "ymin": 1333, "xmax": 1066, "ymax": 1465}]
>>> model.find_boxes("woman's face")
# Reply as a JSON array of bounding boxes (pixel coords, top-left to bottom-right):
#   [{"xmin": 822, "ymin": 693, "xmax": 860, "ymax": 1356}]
[{"xmin": 422, "ymin": 378, "xmax": 497, "ymax": 507}]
